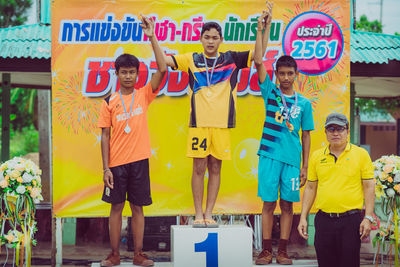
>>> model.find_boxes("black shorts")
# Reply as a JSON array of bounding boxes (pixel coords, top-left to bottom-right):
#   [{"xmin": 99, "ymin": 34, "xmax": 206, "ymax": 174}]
[{"xmin": 102, "ymin": 159, "xmax": 152, "ymax": 206}]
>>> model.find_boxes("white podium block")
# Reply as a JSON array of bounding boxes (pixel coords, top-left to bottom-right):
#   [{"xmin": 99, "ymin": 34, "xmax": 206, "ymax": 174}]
[{"xmin": 171, "ymin": 225, "xmax": 253, "ymax": 267}]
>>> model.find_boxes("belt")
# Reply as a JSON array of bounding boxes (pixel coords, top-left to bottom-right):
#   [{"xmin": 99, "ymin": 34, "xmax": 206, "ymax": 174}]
[{"xmin": 318, "ymin": 209, "xmax": 361, "ymax": 218}]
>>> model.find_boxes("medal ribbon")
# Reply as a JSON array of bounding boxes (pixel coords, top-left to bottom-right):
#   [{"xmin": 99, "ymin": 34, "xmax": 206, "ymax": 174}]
[
  {"xmin": 202, "ymin": 53, "xmax": 219, "ymax": 87},
  {"xmin": 119, "ymin": 90, "xmax": 135, "ymax": 133},
  {"xmin": 278, "ymin": 88, "xmax": 298, "ymax": 127}
]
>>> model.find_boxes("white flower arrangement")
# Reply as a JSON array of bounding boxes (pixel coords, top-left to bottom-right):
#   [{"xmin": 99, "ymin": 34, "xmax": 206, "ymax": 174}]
[
  {"xmin": 0, "ymin": 157, "xmax": 42, "ymax": 266},
  {"xmin": 0, "ymin": 157, "xmax": 43, "ymax": 203},
  {"xmin": 373, "ymin": 155, "xmax": 400, "ymax": 267},
  {"xmin": 374, "ymin": 155, "xmax": 400, "ymax": 203}
]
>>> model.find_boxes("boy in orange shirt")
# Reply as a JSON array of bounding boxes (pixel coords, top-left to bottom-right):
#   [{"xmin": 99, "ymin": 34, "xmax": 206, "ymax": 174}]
[{"xmin": 97, "ymin": 15, "xmax": 166, "ymax": 267}]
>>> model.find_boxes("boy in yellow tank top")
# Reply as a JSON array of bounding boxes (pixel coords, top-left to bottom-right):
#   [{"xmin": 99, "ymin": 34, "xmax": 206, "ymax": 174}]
[{"xmin": 163, "ymin": 3, "xmax": 273, "ymax": 227}]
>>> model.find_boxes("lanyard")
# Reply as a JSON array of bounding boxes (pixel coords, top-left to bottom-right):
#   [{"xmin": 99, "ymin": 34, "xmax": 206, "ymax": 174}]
[
  {"xmin": 202, "ymin": 53, "xmax": 219, "ymax": 87},
  {"xmin": 119, "ymin": 89, "xmax": 135, "ymax": 134},
  {"xmin": 278, "ymin": 88, "xmax": 298, "ymax": 123}
]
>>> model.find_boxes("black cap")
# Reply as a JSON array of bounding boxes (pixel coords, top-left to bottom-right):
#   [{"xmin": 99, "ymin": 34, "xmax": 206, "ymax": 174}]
[{"xmin": 325, "ymin": 113, "xmax": 349, "ymax": 127}]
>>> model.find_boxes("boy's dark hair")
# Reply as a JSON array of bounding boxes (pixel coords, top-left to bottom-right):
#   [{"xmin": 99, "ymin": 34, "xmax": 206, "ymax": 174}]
[
  {"xmin": 276, "ymin": 55, "xmax": 297, "ymax": 72},
  {"xmin": 201, "ymin": 22, "xmax": 222, "ymax": 38},
  {"xmin": 115, "ymin": 53, "xmax": 140, "ymax": 72}
]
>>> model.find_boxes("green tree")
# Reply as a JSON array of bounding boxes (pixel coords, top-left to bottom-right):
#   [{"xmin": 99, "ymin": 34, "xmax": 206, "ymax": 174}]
[
  {"xmin": 0, "ymin": 87, "xmax": 39, "ymax": 157},
  {"xmin": 355, "ymin": 98, "xmax": 400, "ymax": 114},
  {"xmin": 0, "ymin": 0, "xmax": 32, "ymax": 27},
  {"xmin": 10, "ymin": 88, "xmax": 38, "ymax": 130},
  {"xmin": 356, "ymin": 14, "xmax": 383, "ymax": 33}
]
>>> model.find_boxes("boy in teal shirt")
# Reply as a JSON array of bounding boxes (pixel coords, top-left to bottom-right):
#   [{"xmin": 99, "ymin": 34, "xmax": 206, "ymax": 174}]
[{"xmin": 254, "ymin": 5, "xmax": 314, "ymax": 265}]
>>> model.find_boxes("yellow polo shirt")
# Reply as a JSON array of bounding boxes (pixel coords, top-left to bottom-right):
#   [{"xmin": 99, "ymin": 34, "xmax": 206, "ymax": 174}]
[{"xmin": 308, "ymin": 143, "xmax": 374, "ymax": 213}]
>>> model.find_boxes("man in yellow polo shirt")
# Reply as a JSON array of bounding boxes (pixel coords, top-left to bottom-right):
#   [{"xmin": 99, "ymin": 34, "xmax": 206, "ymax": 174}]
[{"xmin": 297, "ymin": 113, "xmax": 375, "ymax": 267}]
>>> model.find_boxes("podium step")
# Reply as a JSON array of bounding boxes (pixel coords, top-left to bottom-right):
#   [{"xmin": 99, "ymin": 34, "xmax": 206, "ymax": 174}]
[{"xmin": 172, "ymin": 225, "xmax": 253, "ymax": 267}]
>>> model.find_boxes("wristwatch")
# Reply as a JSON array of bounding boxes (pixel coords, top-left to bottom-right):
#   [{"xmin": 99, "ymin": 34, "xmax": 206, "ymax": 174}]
[{"xmin": 364, "ymin": 215, "xmax": 374, "ymax": 223}]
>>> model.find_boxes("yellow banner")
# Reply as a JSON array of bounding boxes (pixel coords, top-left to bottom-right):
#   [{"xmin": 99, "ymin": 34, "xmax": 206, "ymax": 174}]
[{"xmin": 52, "ymin": 0, "xmax": 350, "ymax": 217}]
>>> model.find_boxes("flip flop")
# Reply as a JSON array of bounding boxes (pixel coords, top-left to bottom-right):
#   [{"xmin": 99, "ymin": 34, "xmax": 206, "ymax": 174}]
[
  {"xmin": 204, "ymin": 218, "xmax": 219, "ymax": 228},
  {"xmin": 192, "ymin": 219, "xmax": 206, "ymax": 228}
]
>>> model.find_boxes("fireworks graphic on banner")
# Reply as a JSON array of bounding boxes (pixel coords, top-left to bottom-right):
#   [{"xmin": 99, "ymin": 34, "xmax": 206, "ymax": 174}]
[
  {"xmin": 53, "ymin": 72, "xmax": 102, "ymax": 134},
  {"xmin": 282, "ymin": 0, "xmax": 342, "ymax": 21},
  {"xmin": 295, "ymin": 75, "xmax": 319, "ymax": 110},
  {"xmin": 313, "ymin": 87, "xmax": 344, "ymax": 130},
  {"xmin": 307, "ymin": 73, "xmax": 333, "ymax": 94},
  {"xmin": 327, "ymin": 52, "xmax": 349, "ymax": 78}
]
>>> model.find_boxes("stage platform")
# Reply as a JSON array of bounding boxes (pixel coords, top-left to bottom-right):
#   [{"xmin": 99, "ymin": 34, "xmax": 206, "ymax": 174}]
[{"xmin": 91, "ymin": 259, "xmax": 319, "ymax": 266}]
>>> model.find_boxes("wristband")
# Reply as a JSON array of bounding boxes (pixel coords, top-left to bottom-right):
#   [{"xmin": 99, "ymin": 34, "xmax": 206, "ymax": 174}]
[{"xmin": 103, "ymin": 168, "xmax": 111, "ymax": 173}]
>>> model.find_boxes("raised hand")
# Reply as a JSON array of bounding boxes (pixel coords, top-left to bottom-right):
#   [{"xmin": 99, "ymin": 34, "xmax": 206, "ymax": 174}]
[
  {"xmin": 266, "ymin": 1, "xmax": 273, "ymax": 23},
  {"xmin": 140, "ymin": 14, "xmax": 155, "ymax": 38},
  {"xmin": 258, "ymin": 1, "xmax": 273, "ymax": 30}
]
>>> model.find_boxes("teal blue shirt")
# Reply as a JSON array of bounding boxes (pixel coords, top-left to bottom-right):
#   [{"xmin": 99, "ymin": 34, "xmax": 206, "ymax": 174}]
[{"xmin": 257, "ymin": 75, "xmax": 314, "ymax": 168}]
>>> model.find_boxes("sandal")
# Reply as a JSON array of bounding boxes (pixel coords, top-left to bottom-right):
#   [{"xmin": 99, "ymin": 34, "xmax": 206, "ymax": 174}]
[
  {"xmin": 101, "ymin": 252, "xmax": 120, "ymax": 266},
  {"xmin": 192, "ymin": 219, "xmax": 206, "ymax": 228},
  {"xmin": 204, "ymin": 218, "xmax": 219, "ymax": 228},
  {"xmin": 133, "ymin": 251, "xmax": 154, "ymax": 266}
]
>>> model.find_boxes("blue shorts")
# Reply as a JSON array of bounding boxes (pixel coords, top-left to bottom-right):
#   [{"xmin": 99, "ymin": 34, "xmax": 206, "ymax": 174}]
[{"xmin": 258, "ymin": 156, "xmax": 300, "ymax": 202}]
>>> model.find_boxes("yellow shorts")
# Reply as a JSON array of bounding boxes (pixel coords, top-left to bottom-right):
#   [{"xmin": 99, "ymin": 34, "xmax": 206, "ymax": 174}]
[{"xmin": 186, "ymin": 127, "xmax": 231, "ymax": 160}]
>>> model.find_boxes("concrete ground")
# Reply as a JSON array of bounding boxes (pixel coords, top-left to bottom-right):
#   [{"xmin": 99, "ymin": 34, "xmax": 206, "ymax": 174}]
[{"xmin": 0, "ymin": 241, "xmax": 385, "ymax": 266}]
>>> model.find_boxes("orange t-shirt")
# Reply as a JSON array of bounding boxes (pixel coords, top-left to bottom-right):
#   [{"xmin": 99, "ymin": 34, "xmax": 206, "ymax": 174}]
[{"xmin": 98, "ymin": 83, "xmax": 158, "ymax": 167}]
